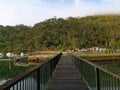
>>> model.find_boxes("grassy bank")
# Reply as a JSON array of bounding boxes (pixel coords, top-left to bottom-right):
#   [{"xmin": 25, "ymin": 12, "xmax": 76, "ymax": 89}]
[{"xmin": 74, "ymin": 53, "xmax": 120, "ymax": 57}]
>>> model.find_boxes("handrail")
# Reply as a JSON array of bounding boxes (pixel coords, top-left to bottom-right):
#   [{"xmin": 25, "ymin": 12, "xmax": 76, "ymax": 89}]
[
  {"xmin": 70, "ymin": 53, "xmax": 120, "ymax": 90},
  {"xmin": 0, "ymin": 52, "xmax": 62, "ymax": 90},
  {"xmin": 78, "ymin": 56, "xmax": 120, "ymax": 79}
]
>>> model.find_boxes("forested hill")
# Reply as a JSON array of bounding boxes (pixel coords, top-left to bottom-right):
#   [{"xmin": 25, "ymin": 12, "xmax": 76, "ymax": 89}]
[{"xmin": 0, "ymin": 15, "xmax": 120, "ymax": 52}]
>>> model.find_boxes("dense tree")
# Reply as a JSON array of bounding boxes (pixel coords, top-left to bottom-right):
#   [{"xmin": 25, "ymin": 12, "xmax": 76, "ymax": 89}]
[{"xmin": 0, "ymin": 15, "xmax": 120, "ymax": 52}]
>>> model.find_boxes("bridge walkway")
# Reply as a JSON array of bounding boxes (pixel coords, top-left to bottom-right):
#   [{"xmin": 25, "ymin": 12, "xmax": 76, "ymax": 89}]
[{"xmin": 46, "ymin": 56, "xmax": 89, "ymax": 90}]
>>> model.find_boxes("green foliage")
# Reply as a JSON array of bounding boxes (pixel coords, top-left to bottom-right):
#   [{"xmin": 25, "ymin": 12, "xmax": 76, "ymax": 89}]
[
  {"xmin": 0, "ymin": 62, "xmax": 33, "ymax": 80},
  {"xmin": 17, "ymin": 58, "xmax": 28, "ymax": 63},
  {"xmin": 101, "ymin": 63, "xmax": 120, "ymax": 75},
  {"xmin": 0, "ymin": 15, "xmax": 120, "ymax": 52}
]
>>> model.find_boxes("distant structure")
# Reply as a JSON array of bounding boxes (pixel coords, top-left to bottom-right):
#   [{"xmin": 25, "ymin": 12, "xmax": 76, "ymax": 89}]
[
  {"xmin": 20, "ymin": 52, "xmax": 28, "ymax": 58},
  {"xmin": 0, "ymin": 53, "xmax": 4, "ymax": 58},
  {"xmin": 6, "ymin": 52, "xmax": 14, "ymax": 58}
]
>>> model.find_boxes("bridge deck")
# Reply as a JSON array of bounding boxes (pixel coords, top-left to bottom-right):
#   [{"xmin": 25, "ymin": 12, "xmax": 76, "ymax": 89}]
[{"xmin": 46, "ymin": 56, "xmax": 89, "ymax": 90}]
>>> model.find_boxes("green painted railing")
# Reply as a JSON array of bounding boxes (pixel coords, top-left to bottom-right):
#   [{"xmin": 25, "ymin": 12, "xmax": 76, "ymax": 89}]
[
  {"xmin": 70, "ymin": 54, "xmax": 120, "ymax": 90},
  {"xmin": 0, "ymin": 53, "xmax": 62, "ymax": 90}
]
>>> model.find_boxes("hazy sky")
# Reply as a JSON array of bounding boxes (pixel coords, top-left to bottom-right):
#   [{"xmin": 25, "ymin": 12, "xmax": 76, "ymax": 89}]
[{"xmin": 0, "ymin": 0, "xmax": 120, "ymax": 26}]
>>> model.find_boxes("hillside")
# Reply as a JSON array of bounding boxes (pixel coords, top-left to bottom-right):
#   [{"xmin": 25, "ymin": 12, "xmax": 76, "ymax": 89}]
[{"xmin": 0, "ymin": 15, "xmax": 120, "ymax": 52}]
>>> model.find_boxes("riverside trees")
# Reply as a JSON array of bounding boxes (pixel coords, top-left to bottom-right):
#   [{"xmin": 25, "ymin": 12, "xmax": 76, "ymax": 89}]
[{"xmin": 0, "ymin": 15, "xmax": 120, "ymax": 52}]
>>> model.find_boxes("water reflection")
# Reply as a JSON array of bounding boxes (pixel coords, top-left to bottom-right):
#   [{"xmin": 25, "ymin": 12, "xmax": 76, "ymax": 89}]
[
  {"xmin": 0, "ymin": 61, "xmax": 34, "ymax": 85},
  {"xmin": 0, "ymin": 80, "xmax": 7, "ymax": 85},
  {"xmin": 90, "ymin": 62, "xmax": 120, "ymax": 90},
  {"xmin": 99, "ymin": 63, "xmax": 120, "ymax": 75},
  {"xmin": 9, "ymin": 76, "xmax": 46, "ymax": 90}
]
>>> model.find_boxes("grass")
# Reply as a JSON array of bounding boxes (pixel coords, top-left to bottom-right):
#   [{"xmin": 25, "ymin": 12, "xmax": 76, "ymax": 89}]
[
  {"xmin": 74, "ymin": 52, "xmax": 120, "ymax": 75},
  {"xmin": 100, "ymin": 63, "xmax": 120, "ymax": 75},
  {"xmin": 74, "ymin": 53, "xmax": 120, "ymax": 57}
]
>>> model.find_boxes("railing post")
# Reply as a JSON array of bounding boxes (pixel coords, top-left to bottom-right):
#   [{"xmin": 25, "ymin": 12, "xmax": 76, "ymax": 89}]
[
  {"xmin": 80, "ymin": 60, "xmax": 82, "ymax": 75},
  {"xmin": 96, "ymin": 68, "xmax": 100, "ymax": 90},
  {"xmin": 50, "ymin": 61, "xmax": 53, "ymax": 78},
  {"xmin": 37, "ymin": 68, "xmax": 40, "ymax": 90}
]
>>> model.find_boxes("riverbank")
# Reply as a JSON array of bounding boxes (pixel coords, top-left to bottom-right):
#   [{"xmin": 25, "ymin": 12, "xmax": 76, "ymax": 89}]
[
  {"xmin": 0, "ymin": 52, "xmax": 59, "ymax": 85},
  {"xmin": 75, "ymin": 53, "xmax": 120, "ymax": 75},
  {"xmin": 74, "ymin": 53, "xmax": 120, "ymax": 64}
]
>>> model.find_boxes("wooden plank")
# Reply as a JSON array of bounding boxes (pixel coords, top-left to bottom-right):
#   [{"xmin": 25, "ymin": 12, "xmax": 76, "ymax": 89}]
[{"xmin": 46, "ymin": 56, "xmax": 89, "ymax": 90}]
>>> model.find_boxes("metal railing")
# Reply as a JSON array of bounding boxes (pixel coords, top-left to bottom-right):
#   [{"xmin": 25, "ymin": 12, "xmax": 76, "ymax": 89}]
[
  {"xmin": 0, "ymin": 53, "xmax": 62, "ymax": 90},
  {"xmin": 70, "ymin": 54, "xmax": 120, "ymax": 90}
]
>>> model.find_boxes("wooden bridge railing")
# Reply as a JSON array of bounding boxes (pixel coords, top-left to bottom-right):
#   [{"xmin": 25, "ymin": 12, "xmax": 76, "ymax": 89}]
[
  {"xmin": 0, "ymin": 53, "xmax": 62, "ymax": 90},
  {"xmin": 70, "ymin": 54, "xmax": 120, "ymax": 90}
]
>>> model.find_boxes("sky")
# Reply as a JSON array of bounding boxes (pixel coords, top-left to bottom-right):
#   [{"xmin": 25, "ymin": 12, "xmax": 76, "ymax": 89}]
[{"xmin": 0, "ymin": 0, "xmax": 120, "ymax": 26}]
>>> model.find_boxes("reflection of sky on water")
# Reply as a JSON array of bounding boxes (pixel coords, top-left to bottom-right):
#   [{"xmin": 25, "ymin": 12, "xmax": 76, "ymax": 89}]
[
  {"xmin": 9, "ymin": 77, "xmax": 46, "ymax": 90},
  {"xmin": 0, "ymin": 61, "xmax": 33, "ymax": 83},
  {"xmin": 0, "ymin": 80, "xmax": 7, "ymax": 85}
]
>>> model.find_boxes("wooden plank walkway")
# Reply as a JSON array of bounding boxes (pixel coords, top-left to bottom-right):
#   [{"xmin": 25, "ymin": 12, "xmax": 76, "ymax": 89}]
[{"xmin": 46, "ymin": 56, "xmax": 89, "ymax": 90}]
